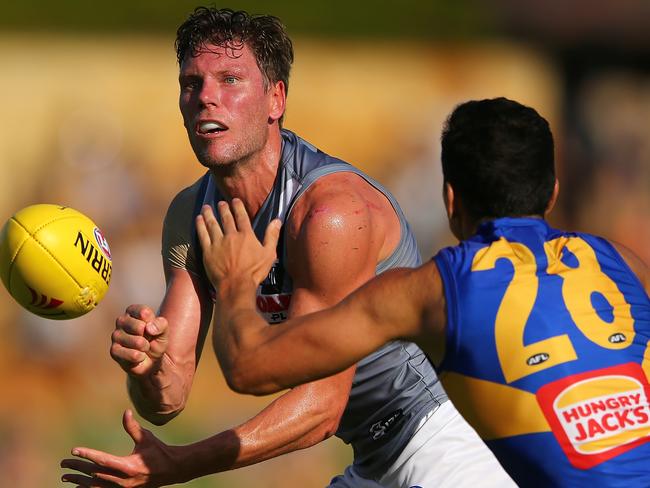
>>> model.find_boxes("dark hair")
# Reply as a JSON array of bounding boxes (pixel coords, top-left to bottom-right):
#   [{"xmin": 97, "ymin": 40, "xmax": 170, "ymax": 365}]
[
  {"xmin": 441, "ymin": 97, "xmax": 555, "ymax": 220},
  {"xmin": 175, "ymin": 7, "xmax": 294, "ymax": 97}
]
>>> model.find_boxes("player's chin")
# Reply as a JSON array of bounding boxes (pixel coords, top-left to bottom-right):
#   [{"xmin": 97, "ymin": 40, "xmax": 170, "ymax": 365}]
[{"xmin": 196, "ymin": 149, "xmax": 239, "ymax": 169}]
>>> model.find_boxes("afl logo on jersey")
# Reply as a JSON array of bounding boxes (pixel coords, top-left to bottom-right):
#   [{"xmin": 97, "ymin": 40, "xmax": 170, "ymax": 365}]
[
  {"xmin": 527, "ymin": 353, "xmax": 550, "ymax": 366},
  {"xmin": 608, "ymin": 333, "xmax": 627, "ymax": 344}
]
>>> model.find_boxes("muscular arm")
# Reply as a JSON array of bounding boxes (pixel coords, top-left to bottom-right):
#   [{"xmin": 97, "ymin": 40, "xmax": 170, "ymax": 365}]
[
  {"xmin": 217, "ymin": 261, "xmax": 445, "ymax": 395},
  {"xmin": 61, "ymin": 191, "xmax": 443, "ymax": 486},
  {"xmin": 203, "ymin": 194, "xmax": 448, "ymax": 395},
  {"xmin": 208, "ymin": 173, "xmax": 446, "ymax": 395},
  {"xmin": 125, "ymin": 265, "xmax": 213, "ymax": 425},
  {"xmin": 199, "ymin": 174, "xmax": 402, "ymax": 469},
  {"xmin": 123, "ymin": 184, "xmax": 214, "ymax": 425}
]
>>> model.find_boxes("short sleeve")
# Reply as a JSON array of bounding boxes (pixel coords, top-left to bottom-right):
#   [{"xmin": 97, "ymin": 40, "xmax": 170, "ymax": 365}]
[{"xmin": 161, "ymin": 178, "xmax": 202, "ymax": 276}]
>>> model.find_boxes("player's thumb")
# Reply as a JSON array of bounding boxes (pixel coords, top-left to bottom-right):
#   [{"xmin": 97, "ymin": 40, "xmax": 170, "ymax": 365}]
[
  {"xmin": 123, "ymin": 409, "xmax": 144, "ymax": 445},
  {"xmin": 146, "ymin": 318, "xmax": 169, "ymax": 359}
]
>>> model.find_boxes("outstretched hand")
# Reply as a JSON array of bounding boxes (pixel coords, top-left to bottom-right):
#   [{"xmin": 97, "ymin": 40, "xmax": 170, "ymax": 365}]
[
  {"xmin": 196, "ymin": 198, "xmax": 281, "ymax": 290},
  {"xmin": 60, "ymin": 410, "xmax": 181, "ymax": 487}
]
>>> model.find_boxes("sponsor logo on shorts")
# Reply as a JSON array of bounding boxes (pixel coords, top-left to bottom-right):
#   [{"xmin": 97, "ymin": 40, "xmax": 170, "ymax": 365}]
[
  {"xmin": 370, "ymin": 409, "xmax": 404, "ymax": 440},
  {"xmin": 537, "ymin": 363, "xmax": 650, "ymax": 469}
]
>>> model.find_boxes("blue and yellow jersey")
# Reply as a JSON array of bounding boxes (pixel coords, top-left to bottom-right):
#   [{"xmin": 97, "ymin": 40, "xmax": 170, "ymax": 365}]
[{"xmin": 434, "ymin": 218, "xmax": 650, "ymax": 487}]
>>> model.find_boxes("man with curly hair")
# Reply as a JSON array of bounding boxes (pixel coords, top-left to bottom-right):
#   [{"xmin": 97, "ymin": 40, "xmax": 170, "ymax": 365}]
[{"xmin": 61, "ymin": 8, "xmax": 511, "ymax": 487}]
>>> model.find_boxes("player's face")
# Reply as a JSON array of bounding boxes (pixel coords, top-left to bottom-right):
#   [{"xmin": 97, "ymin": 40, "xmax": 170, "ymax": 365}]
[{"xmin": 179, "ymin": 43, "xmax": 276, "ymax": 169}]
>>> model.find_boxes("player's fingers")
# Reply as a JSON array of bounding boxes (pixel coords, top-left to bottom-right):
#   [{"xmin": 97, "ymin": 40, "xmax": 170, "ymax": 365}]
[
  {"xmin": 122, "ymin": 409, "xmax": 145, "ymax": 445},
  {"xmin": 217, "ymin": 200, "xmax": 237, "ymax": 234},
  {"xmin": 60, "ymin": 459, "xmax": 102, "ymax": 475},
  {"xmin": 195, "ymin": 213, "xmax": 211, "ymax": 250},
  {"xmin": 60, "ymin": 459, "xmax": 125, "ymax": 479},
  {"xmin": 200, "ymin": 204, "xmax": 224, "ymax": 242},
  {"xmin": 147, "ymin": 338, "xmax": 168, "ymax": 360},
  {"xmin": 61, "ymin": 456, "xmax": 128, "ymax": 487},
  {"xmin": 110, "ymin": 343, "xmax": 148, "ymax": 367},
  {"xmin": 68, "ymin": 447, "xmax": 131, "ymax": 473},
  {"xmin": 115, "ymin": 314, "xmax": 146, "ymax": 336},
  {"xmin": 231, "ymin": 198, "xmax": 253, "ymax": 232},
  {"xmin": 88, "ymin": 470, "xmax": 131, "ymax": 486},
  {"xmin": 125, "ymin": 304, "xmax": 154, "ymax": 322},
  {"xmin": 263, "ymin": 219, "xmax": 282, "ymax": 252},
  {"xmin": 144, "ymin": 316, "xmax": 168, "ymax": 339},
  {"xmin": 145, "ymin": 318, "xmax": 169, "ymax": 358},
  {"xmin": 111, "ymin": 329, "xmax": 150, "ymax": 352},
  {"xmin": 61, "ymin": 472, "xmax": 117, "ymax": 487}
]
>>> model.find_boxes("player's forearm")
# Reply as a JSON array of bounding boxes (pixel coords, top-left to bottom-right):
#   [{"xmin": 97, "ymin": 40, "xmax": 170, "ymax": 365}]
[
  {"xmin": 174, "ymin": 382, "xmax": 344, "ymax": 479},
  {"xmin": 126, "ymin": 356, "xmax": 190, "ymax": 425},
  {"xmin": 213, "ymin": 278, "xmax": 276, "ymax": 393}
]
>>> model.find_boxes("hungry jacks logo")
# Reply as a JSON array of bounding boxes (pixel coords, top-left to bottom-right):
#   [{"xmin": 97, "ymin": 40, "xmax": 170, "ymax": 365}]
[{"xmin": 537, "ymin": 363, "xmax": 650, "ymax": 469}]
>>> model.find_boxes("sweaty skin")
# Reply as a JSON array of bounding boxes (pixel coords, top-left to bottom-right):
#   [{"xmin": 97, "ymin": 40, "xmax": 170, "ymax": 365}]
[
  {"xmin": 198, "ymin": 97, "xmax": 650, "ymax": 487},
  {"xmin": 200, "ymin": 198, "xmax": 650, "ymax": 396},
  {"xmin": 60, "ymin": 40, "xmax": 404, "ymax": 487}
]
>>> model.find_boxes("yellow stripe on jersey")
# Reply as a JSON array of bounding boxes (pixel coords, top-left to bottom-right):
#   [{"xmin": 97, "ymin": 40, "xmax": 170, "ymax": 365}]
[{"xmin": 442, "ymin": 372, "xmax": 550, "ymax": 440}]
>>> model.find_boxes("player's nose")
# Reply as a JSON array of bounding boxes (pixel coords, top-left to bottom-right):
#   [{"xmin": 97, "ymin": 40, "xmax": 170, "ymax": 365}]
[{"xmin": 198, "ymin": 78, "xmax": 221, "ymax": 107}]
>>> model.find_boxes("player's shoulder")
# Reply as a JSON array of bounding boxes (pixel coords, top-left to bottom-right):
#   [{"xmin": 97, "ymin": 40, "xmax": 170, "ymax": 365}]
[
  {"xmin": 607, "ymin": 239, "xmax": 649, "ymax": 293},
  {"xmin": 286, "ymin": 173, "xmax": 374, "ymax": 235},
  {"xmin": 161, "ymin": 175, "xmax": 207, "ymax": 272},
  {"xmin": 288, "ymin": 171, "xmax": 389, "ymax": 231},
  {"xmin": 164, "ymin": 175, "xmax": 206, "ymax": 226}
]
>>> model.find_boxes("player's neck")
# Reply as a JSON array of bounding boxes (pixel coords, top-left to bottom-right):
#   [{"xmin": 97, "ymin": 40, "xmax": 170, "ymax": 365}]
[{"xmin": 211, "ymin": 130, "xmax": 282, "ymax": 220}]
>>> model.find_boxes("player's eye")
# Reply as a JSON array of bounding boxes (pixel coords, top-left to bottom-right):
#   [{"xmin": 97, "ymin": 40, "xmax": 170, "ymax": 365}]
[
  {"xmin": 180, "ymin": 78, "xmax": 200, "ymax": 91},
  {"xmin": 224, "ymin": 76, "xmax": 238, "ymax": 84}
]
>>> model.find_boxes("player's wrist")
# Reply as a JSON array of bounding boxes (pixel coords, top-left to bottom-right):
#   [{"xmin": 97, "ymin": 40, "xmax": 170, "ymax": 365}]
[{"xmin": 216, "ymin": 276, "xmax": 258, "ymax": 308}]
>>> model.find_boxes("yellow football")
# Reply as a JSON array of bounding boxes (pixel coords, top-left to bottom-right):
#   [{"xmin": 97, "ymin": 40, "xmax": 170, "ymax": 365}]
[{"xmin": 0, "ymin": 204, "xmax": 112, "ymax": 320}]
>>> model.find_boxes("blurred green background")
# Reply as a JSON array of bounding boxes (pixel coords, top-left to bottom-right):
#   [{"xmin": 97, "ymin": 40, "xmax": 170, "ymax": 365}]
[
  {"xmin": 0, "ymin": 1, "xmax": 648, "ymax": 487},
  {"xmin": 0, "ymin": 0, "xmax": 492, "ymax": 37}
]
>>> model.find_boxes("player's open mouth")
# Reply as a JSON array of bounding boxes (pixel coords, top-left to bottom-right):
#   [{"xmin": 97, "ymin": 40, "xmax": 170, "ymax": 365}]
[{"xmin": 197, "ymin": 121, "xmax": 227, "ymax": 135}]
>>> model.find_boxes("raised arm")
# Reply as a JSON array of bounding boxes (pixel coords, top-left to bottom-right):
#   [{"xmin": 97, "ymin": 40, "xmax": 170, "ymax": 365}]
[
  {"xmin": 220, "ymin": 261, "xmax": 441, "ymax": 394},
  {"xmin": 201, "ymin": 196, "xmax": 446, "ymax": 395}
]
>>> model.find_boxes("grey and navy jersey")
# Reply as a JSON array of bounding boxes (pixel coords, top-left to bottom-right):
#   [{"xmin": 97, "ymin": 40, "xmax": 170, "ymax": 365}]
[{"xmin": 162, "ymin": 129, "xmax": 447, "ymax": 479}]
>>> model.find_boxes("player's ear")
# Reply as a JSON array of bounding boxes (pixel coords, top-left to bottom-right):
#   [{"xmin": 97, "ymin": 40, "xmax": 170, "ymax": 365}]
[
  {"xmin": 444, "ymin": 182, "xmax": 468, "ymax": 240},
  {"xmin": 268, "ymin": 80, "xmax": 286, "ymax": 124},
  {"xmin": 544, "ymin": 179, "xmax": 560, "ymax": 217},
  {"xmin": 443, "ymin": 182, "xmax": 455, "ymax": 220}
]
